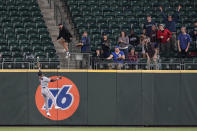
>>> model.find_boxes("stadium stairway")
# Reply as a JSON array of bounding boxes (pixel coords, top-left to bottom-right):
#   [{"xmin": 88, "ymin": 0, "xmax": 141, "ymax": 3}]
[{"xmin": 37, "ymin": 0, "xmax": 81, "ymax": 69}]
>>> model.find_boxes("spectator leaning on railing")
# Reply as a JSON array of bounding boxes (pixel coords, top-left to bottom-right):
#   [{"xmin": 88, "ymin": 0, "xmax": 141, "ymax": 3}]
[
  {"xmin": 92, "ymin": 47, "xmax": 105, "ymax": 69},
  {"xmin": 157, "ymin": 24, "xmax": 172, "ymax": 57},
  {"xmin": 107, "ymin": 46, "xmax": 125, "ymax": 69},
  {"xmin": 177, "ymin": 27, "xmax": 191, "ymax": 58},
  {"xmin": 160, "ymin": 5, "xmax": 182, "ymax": 52},
  {"xmin": 139, "ymin": 34, "xmax": 147, "ymax": 58},
  {"xmin": 144, "ymin": 37, "xmax": 158, "ymax": 70}
]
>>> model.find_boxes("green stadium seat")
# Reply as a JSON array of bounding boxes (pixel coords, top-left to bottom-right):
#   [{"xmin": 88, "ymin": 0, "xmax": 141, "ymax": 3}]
[
  {"xmin": 9, "ymin": 11, "xmax": 21, "ymax": 17},
  {"xmin": 27, "ymin": 28, "xmax": 38, "ymax": 34},
  {"xmin": 17, "ymin": 34, "xmax": 28, "ymax": 41},
  {"xmin": 2, "ymin": 22, "xmax": 13, "ymax": 28},
  {"xmin": 18, "ymin": 6, "xmax": 29, "ymax": 12},
  {"xmin": 37, "ymin": 22, "xmax": 47, "ymax": 29},
  {"xmin": 34, "ymin": 17, "xmax": 44, "ymax": 23},
  {"xmin": 13, "ymin": 23, "xmax": 24, "ymax": 29},
  {"xmin": 0, "ymin": 39, "xmax": 7, "ymax": 46},
  {"xmin": 35, "ymin": 52, "xmax": 46, "ymax": 58},
  {"xmin": 22, "ymin": 46, "xmax": 33, "ymax": 53},
  {"xmin": 1, "ymin": 17, "xmax": 11, "ymax": 23},
  {"xmin": 0, "ymin": 46, "xmax": 10, "ymax": 52},
  {"xmin": 10, "ymin": 46, "xmax": 21, "ymax": 53},
  {"xmin": 24, "ymin": 23, "xmax": 37, "ymax": 29},
  {"xmin": 19, "ymin": 40, "xmax": 29, "ymax": 47},
  {"xmin": 40, "ymin": 34, "xmax": 51, "ymax": 42},
  {"xmin": 32, "ymin": 11, "xmax": 43, "ymax": 17},
  {"xmin": 22, "ymin": 17, "xmax": 34, "ymax": 23},
  {"xmin": 32, "ymin": 41, "xmax": 42, "ymax": 47},
  {"xmin": 30, "ymin": 6, "xmax": 40, "ymax": 12},
  {"xmin": 44, "ymin": 46, "xmax": 56, "ymax": 54},
  {"xmin": 8, "ymin": 40, "xmax": 19, "ymax": 46},
  {"xmin": 42, "ymin": 41, "xmax": 54, "ymax": 47},
  {"xmin": 38, "ymin": 28, "xmax": 49, "ymax": 35},
  {"xmin": 29, "ymin": 34, "xmax": 40, "ymax": 41},
  {"xmin": 15, "ymin": 28, "xmax": 26, "ymax": 35},
  {"xmin": 4, "ymin": 28, "xmax": 15, "ymax": 35},
  {"xmin": 11, "ymin": 17, "xmax": 21, "ymax": 23}
]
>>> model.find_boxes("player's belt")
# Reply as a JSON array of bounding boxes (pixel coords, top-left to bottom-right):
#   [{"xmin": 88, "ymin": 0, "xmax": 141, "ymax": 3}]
[{"xmin": 42, "ymin": 87, "xmax": 46, "ymax": 88}]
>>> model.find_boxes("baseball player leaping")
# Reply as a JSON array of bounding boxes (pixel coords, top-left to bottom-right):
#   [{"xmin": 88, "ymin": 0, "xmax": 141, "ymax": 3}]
[{"xmin": 38, "ymin": 71, "xmax": 62, "ymax": 117}]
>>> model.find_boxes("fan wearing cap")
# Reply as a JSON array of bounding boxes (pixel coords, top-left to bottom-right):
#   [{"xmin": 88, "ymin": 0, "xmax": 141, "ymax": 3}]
[
  {"xmin": 107, "ymin": 46, "xmax": 125, "ymax": 69},
  {"xmin": 157, "ymin": 24, "xmax": 172, "ymax": 57},
  {"xmin": 107, "ymin": 46, "xmax": 125, "ymax": 63}
]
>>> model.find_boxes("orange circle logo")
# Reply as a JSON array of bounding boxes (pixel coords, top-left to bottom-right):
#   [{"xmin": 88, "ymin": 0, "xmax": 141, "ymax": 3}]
[{"xmin": 35, "ymin": 76, "xmax": 80, "ymax": 120}]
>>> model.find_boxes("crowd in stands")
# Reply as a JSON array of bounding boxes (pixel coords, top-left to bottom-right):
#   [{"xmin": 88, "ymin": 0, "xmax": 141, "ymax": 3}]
[{"xmin": 74, "ymin": 5, "xmax": 197, "ymax": 69}]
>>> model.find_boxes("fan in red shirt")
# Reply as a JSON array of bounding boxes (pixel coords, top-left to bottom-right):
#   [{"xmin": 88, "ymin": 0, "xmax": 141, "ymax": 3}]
[{"xmin": 157, "ymin": 24, "xmax": 172, "ymax": 57}]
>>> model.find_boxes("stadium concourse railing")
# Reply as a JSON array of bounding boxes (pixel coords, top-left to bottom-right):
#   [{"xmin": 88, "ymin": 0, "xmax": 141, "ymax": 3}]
[
  {"xmin": 0, "ymin": 53, "xmax": 90, "ymax": 69},
  {"xmin": 0, "ymin": 54, "xmax": 197, "ymax": 70},
  {"xmin": 92, "ymin": 58, "xmax": 197, "ymax": 70}
]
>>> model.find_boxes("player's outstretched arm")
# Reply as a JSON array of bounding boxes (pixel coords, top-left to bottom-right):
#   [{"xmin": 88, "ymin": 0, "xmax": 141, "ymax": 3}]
[{"xmin": 50, "ymin": 77, "xmax": 62, "ymax": 82}]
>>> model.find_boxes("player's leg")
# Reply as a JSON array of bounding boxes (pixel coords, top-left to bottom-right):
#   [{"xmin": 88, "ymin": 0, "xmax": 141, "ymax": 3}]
[
  {"xmin": 47, "ymin": 89, "xmax": 61, "ymax": 109},
  {"xmin": 42, "ymin": 93, "xmax": 51, "ymax": 116},
  {"xmin": 63, "ymin": 42, "xmax": 69, "ymax": 52}
]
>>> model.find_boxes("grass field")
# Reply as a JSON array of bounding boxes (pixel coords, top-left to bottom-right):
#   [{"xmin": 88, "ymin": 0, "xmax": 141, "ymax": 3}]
[{"xmin": 0, "ymin": 127, "xmax": 197, "ymax": 131}]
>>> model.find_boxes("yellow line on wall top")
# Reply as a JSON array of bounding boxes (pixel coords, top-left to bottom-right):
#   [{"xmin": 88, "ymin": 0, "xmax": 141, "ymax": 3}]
[{"xmin": 0, "ymin": 69, "xmax": 197, "ymax": 73}]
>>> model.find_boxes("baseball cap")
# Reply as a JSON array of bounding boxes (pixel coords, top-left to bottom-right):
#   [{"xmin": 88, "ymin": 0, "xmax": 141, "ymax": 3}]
[
  {"xmin": 115, "ymin": 45, "xmax": 119, "ymax": 49},
  {"xmin": 38, "ymin": 71, "xmax": 42, "ymax": 76},
  {"xmin": 159, "ymin": 24, "xmax": 165, "ymax": 27}
]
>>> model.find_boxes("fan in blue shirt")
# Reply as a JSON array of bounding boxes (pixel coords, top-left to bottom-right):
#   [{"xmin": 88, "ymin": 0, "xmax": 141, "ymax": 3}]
[
  {"xmin": 80, "ymin": 32, "xmax": 91, "ymax": 53},
  {"xmin": 178, "ymin": 27, "xmax": 191, "ymax": 57},
  {"xmin": 107, "ymin": 46, "xmax": 125, "ymax": 63}
]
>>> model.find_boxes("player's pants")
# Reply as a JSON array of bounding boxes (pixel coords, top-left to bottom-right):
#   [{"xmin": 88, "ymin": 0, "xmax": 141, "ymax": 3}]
[{"xmin": 41, "ymin": 87, "xmax": 57, "ymax": 112}]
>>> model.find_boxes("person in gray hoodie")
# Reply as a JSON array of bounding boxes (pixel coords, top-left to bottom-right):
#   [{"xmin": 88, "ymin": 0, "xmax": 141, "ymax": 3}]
[{"xmin": 118, "ymin": 31, "xmax": 129, "ymax": 58}]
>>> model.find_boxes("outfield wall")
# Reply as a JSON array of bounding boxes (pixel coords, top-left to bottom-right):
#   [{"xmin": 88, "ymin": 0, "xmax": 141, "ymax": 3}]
[{"xmin": 1, "ymin": 70, "xmax": 197, "ymax": 126}]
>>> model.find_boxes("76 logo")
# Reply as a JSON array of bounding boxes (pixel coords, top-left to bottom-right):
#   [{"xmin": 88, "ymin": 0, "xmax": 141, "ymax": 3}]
[{"xmin": 43, "ymin": 85, "xmax": 73, "ymax": 110}]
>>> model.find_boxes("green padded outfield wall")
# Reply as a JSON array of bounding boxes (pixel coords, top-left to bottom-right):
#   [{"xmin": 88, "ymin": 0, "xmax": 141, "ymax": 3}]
[{"xmin": 0, "ymin": 70, "xmax": 197, "ymax": 126}]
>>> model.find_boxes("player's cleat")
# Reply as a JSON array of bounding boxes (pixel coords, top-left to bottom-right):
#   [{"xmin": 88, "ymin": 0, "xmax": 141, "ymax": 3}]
[
  {"xmin": 47, "ymin": 112, "xmax": 51, "ymax": 117},
  {"xmin": 55, "ymin": 106, "xmax": 61, "ymax": 110},
  {"xmin": 65, "ymin": 52, "xmax": 70, "ymax": 59}
]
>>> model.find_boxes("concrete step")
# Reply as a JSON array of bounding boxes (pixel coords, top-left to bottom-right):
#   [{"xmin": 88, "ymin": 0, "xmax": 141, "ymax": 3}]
[{"xmin": 38, "ymin": 0, "xmax": 84, "ymax": 69}]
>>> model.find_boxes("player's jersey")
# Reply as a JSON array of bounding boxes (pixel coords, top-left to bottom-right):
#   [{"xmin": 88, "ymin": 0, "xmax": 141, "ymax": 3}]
[{"xmin": 40, "ymin": 76, "xmax": 51, "ymax": 88}]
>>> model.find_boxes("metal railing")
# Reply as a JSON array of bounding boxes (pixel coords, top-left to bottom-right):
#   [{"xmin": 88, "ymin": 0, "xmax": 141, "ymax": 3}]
[
  {"xmin": 47, "ymin": 0, "xmax": 68, "ymax": 25},
  {"xmin": 0, "ymin": 53, "xmax": 91, "ymax": 69},
  {"xmin": 91, "ymin": 58, "xmax": 197, "ymax": 70},
  {"xmin": 1, "ymin": 56, "xmax": 197, "ymax": 70},
  {"xmin": 94, "ymin": 62, "xmax": 183, "ymax": 70}
]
